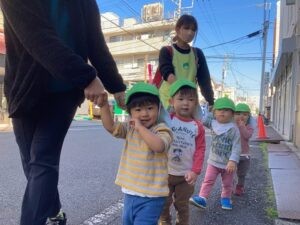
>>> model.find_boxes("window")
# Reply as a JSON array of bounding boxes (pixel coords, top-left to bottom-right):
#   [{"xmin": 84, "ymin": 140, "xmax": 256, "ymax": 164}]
[{"xmin": 109, "ymin": 35, "xmax": 122, "ymax": 42}]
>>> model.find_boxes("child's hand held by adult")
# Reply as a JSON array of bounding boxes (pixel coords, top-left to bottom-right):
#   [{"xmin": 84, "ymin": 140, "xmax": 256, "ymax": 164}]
[
  {"xmin": 114, "ymin": 91, "xmax": 126, "ymax": 109},
  {"xmin": 84, "ymin": 77, "xmax": 106, "ymax": 106},
  {"xmin": 167, "ymin": 74, "xmax": 176, "ymax": 84}
]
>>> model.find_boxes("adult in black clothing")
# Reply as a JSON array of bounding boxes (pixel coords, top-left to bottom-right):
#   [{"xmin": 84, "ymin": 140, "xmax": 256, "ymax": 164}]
[{"xmin": 0, "ymin": 1, "xmax": 126, "ymax": 225}]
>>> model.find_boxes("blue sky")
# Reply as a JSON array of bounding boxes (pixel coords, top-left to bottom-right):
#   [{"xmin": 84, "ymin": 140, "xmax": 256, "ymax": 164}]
[{"xmin": 97, "ymin": 0, "xmax": 275, "ymax": 97}]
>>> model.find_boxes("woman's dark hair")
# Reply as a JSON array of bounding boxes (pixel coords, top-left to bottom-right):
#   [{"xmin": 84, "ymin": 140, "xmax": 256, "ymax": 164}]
[
  {"xmin": 175, "ymin": 14, "xmax": 198, "ymax": 32},
  {"xmin": 126, "ymin": 93, "xmax": 160, "ymax": 115}
]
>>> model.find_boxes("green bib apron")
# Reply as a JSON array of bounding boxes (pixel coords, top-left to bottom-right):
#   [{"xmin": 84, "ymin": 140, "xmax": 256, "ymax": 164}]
[{"xmin": 159, "ymin": 46, "xmax": 197, "ymax": 109}]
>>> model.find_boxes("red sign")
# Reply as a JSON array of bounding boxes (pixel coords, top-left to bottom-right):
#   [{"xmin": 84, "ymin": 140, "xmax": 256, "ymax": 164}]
[
  {"xmin": 147, "ymin": 63, "xmax": 153, "ymax": 83},
  {"xmin": 0, "ymin": 32, "xmax": 6, "ymax": 54}
]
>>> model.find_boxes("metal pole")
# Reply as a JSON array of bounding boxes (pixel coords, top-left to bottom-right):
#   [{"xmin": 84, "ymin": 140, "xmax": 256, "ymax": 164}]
[
  {"xmin": 221, "ymin": 55, "xmax": 228, "ymax": 97},
  {"xmin": 259, "ymin": 1, "xmax": 270, "ymax": 114},
  {"xmin": 171, "ymin": 0, "xmax": 182, "ymax": 18}
]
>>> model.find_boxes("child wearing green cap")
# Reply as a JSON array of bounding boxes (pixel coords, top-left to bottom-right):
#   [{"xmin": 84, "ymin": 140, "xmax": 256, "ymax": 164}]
[
  {"xmin": 234, "ymin": 103, "xmax": 254, "ymax": 196},
  {"xmin": 100, "ymin": 82, "xmax": 173, "ymax": 225},
  {"xmin": 189, "ymin": 97, "xmax": 241, "ymax": 210},
  {"xmin": 159, "ymin": 79, "xmax": 206, "ymax": 225}
]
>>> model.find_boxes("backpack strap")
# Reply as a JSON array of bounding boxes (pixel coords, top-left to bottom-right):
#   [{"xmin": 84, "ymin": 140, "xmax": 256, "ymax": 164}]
[
  {"xmin": 152, "ymin": 46, "xmax": 173, "ymax": 88},
  {"xmin": 166, "ymin": 45, "xmax": 173, "ymax": 56}
]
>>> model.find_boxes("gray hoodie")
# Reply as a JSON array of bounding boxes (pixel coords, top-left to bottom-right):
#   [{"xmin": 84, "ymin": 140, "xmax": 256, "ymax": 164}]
[{"xmin": 203, "ymin": 113, "xmax": 241, "ymax": 169}]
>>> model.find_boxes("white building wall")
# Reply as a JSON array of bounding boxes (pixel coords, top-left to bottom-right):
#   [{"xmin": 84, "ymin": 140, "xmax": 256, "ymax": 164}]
[
  {"xmin": 103, "ymin": 18, "xmax": 175, "ymax": 82},
  {"xmin": 271, "ymin": 0, "xmax": 300, "ymax": 146}
]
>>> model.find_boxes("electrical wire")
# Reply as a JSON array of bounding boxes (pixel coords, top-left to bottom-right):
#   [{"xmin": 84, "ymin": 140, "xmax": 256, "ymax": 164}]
[
  {"xmin": 101, "ymin": 13, "xmax": 161, "ymax": 51},
  {"xmin": 203, "ymin": 30, "xmax": 262, "ymax": 49}
]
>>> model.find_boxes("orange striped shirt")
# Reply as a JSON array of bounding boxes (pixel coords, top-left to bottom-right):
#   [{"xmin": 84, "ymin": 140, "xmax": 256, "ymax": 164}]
[{"xmin": 113, "ymin": 122, "xmax": 173, "ymax": 197}]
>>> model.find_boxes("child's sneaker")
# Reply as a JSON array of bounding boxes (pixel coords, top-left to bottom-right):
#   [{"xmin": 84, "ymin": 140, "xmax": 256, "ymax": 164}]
[
  {"xmin": 234, "ymin": 185, "xmax": 245, "ymax": 196},
  {"xmin": 221, "ymin": 198, "xmax": 232, "ymax": 210},
  {"xmin": 189, "ymin": 196, "xmax": 207, "ymax": 209},
  {"xmin": 46, "ymin": 210, "xmax": 67, "ymax": 225}
]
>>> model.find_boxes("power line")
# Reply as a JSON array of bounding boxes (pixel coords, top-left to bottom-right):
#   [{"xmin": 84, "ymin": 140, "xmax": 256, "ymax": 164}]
[
  {"xmin": 100, "ymin": 14, "xmax": 161, "ymax": 51},
  {"xmin": 202, "ymin": 30, "xmax": 262, "ymax": 49},
  {"xmin": 195, "ymin": 0, "xmax": 223, "ymax": 56}
]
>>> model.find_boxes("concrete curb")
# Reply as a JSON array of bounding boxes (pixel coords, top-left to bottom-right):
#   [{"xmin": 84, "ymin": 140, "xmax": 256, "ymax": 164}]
[{"xmin": 275, "ymin": 219, "xmax": 300, "ymax": 225}]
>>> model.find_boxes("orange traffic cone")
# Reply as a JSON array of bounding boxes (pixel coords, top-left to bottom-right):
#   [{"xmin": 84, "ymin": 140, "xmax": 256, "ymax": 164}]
[{"xmin": 257, "ymin": 114, "xmax": 267, "ymax": 139}]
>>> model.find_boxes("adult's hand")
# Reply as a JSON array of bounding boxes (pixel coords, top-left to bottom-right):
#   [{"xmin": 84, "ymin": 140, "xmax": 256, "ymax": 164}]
[
  {"xmin": 114, "ymin": 91, "xmax": 126, "ymax": 110},
  {"xmin": 84, "ymin": 77, "xmax": 105, "ymax": 107},
  {"xmin": 167, "ymin": 74, "xmax": 176, "ymax": 84}
]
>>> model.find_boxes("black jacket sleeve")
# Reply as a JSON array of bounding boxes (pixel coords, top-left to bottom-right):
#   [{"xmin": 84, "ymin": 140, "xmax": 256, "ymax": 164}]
[
  {"xmin": 0, "ymin": 0, "xmax": 96, "ymax": 89},
  {"xmin": 195, "ymin": 48, "xmax": 214, "ymax": 105},
  {"xmin": 0, "ymin": 0, "xmax": 125, "ymax": 93},
  {"xmin": 83, "ymin": 0, "xmax": 126, "ymax": 93},
  {"xmin": 158, "ymin": 46, "xmax": 174, "ymax": 81}
]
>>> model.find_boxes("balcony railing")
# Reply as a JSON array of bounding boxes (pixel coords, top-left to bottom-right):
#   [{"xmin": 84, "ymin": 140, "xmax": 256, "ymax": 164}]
[{"xmin": 107, "ymin": 36, "xmax": 169, "ymax": 56}]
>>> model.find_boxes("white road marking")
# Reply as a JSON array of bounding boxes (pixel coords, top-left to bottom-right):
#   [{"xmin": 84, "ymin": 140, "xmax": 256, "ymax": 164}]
[
  {"xmin": 69, "ymin": 127, "xmax": 101, "ymax": 131},
  {"xmin": 81, "ymin": 200, "xmax": 124, "ymax": 225}
]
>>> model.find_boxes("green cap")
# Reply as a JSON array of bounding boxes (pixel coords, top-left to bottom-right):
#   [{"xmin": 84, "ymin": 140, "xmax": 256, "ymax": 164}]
[
  {"xmin": 235, "ymin": 103, "xmax": 251, "ymax": 112},
  {"xmin": 169, "ymin": 79, "xmax": 196, "ymax": 97},
  {"xmin": 125, "ymin": 82, "xmax": 159, "ymax": 104},
  {"xmin": 213, "ymin": 97, "xmax": 235, "ymax": 111}
]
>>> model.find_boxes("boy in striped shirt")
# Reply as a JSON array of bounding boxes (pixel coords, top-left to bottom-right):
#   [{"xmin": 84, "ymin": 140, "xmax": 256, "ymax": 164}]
[{"xmin": 100, "ymin": 82, "xmax": 173, "ymax": 225}]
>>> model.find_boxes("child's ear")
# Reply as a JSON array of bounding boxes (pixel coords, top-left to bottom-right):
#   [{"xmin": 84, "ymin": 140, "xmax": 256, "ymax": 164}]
[{"xmin": 169, "ymin": 97, "xmax": 174, "ymax": 107}]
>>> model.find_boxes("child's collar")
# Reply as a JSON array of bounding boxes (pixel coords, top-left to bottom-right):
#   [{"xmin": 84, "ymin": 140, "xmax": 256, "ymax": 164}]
[{"xmin": 212, "ymin": 120, "xmax": 235, "ymax": 135}]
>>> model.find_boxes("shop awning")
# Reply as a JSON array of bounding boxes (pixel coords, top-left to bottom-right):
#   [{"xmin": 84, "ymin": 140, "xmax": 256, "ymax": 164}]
[{"xmin": 271, "ymin": 35, "xmax": 299, "ymax": 84}]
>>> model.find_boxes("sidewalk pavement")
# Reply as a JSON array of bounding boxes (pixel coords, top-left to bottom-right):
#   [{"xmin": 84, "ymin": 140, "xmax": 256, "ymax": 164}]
[{"xmin": 252, "ymin": 125, "xmax": 300, "ymax": 225}]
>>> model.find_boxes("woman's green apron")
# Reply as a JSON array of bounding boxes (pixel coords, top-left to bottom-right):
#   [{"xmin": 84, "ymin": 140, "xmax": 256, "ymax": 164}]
[{"xmin": 159, "ymin": 46, "xmax": 197, "ymax": 109}]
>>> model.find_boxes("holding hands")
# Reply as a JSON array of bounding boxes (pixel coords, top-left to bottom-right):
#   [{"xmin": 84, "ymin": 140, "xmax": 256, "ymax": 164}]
[
  {"xmin": 101, "ymin": 92, "xmax": 109, "ymax": 106},
  {"xmin": 84, "ymin": 77, "xmax": 106, "ymax": 107},
  {"xmin": 84, "ymin": 77, "xmax": 126, "ymax": 110},
  {"xmin": 167, "ymin": 74, "xmax": 176, "ymax": 84},
  {"xmin": 114, "ymin": 91, "xmax": 126, "ymax": 109}
]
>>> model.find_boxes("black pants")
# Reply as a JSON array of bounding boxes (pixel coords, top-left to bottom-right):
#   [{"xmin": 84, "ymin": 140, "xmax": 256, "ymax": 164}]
[
  {"xmin": 236, "ymin": 155, "xmax": 250, "ymax": 186},
  {"xmin": 12, "ymin": 90, "xmax": 82, "ymax": 225}
]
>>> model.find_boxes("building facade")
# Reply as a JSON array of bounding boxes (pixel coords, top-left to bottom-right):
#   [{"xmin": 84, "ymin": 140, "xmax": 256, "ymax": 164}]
[
  {"xmin": 270, "ymin": 0, "xmax": 300, "ymax": 147},
  {"xmin": 101, "ymin": 3, "xmax": 176, "ymax": 85}
]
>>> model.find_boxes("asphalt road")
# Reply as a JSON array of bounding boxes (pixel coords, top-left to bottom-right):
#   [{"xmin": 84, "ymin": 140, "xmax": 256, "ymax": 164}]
[{"xmin": 0, "ymin": 120, "xmax": 275, "ymax": 225}]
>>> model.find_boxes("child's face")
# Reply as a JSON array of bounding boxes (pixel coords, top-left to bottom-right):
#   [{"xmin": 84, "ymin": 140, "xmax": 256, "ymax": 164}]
[
  {"xmin": 129, "ymin": 103, "xmax": 159, "ymax": 128},
  {"xmin": 176, "ymin": 24, "xmax": 196, "ymax": 44},
  {"xmin": 170, "ymin": 92, "xmax": 197, "ymax": 119},
  {"xmin": 214, "ymin": 109, "xmax": 234, "ymax": 123},
  {"xmin": 234, "ymin": 112, "xmax": 250, "ymax": 123}
]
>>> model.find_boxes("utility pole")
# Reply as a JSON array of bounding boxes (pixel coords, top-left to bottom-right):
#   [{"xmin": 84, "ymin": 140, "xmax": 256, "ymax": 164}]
[
  {"xmin": 171, "ymin": 0, "xmax": 194, "ymax": 18},
  {"xmin": 173, "ymin": 0, "xmax": 182, "ymax": 19},
  {"xmin": 259, "ymin": 0, "xmax": 271, "ymax": 114},
  {"xmin": 221, "ymin": 55, "xmax": 228, "ymax": 97}
]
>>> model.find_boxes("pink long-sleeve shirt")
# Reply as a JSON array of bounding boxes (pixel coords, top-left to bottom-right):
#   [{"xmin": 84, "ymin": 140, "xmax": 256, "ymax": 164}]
[{"xmin": 237, "ymin": 124, "xmax": 254, "ymax": 155}]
